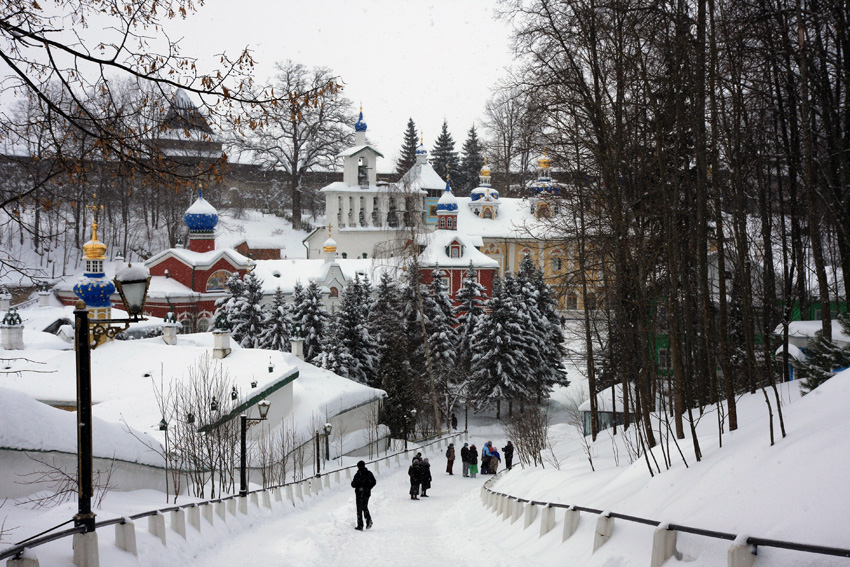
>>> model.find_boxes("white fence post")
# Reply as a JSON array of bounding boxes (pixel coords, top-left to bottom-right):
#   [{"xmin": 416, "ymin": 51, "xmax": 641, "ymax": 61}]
[
  {"xmin": 114, "ymin": 519, "xmax": 137, "ymax": 556},
  {"xmin": 563, "ymin": 508, "xmax": 580, "ymax": 542},
  {"xmin": 511, "ymin": 499, "xmax": 523, "ymax": 524},
  {"xmin": 72, "ymin": 531, "xmax": 100, "ymax": 567},
  {"xmin": 238, "ymin": 497, "xmax": 248, "ymax": 515},
  {"xmin": 249, "ymin": 492, "xmax": 259, "ymax": 510},
  {"xmin": 7, "ymin": 552, "xmax": 39, "ymax": 567},
  {"xmin": 170, "ymin": 509, "xmax": 186, "ymax": 539},
  {"xmin": 187, "ymin": 505, "xmax": 201, "ymax": 532},
  {"xmin": 148, "ymin": 512, "xmax": 167, "ymax": 546},
  {"xmin": 215, "ymin": 501, "xmax": 227, "ymax": 523},
  {"xmin": 324, "ymin": 474, "xmax": 330, "ymax": 489},
  {"xmin": 201, "ymin": 503, "xmax": 214, "ymax": 526},
  {"xmin": 593, "ymin": 513, "xmax": 615, "ymax": 553},
  {"xmin": 262, "ymin": 490, "xmax": 272, "ymax": 509},
  {"xmin": 728, "ymin": 540, "xmax": 756, "ymax": 567},
  {"xmin": 540, "ymin": 505, "xmax": 555, "ymax": 537},
  {"xmin": 274, "ymin": 487, "xmax": 283, "ymax": 502},
  {"xmin": 226, "ymin": 498, "xmax": 236, "ymax": 516},
  {"xmin": 524, "ymin": 502, "xmax": 538, "ymax": 530},
  {"xmin": 651, "ymin": 527, "xmax": 678, "ymax": 567}
]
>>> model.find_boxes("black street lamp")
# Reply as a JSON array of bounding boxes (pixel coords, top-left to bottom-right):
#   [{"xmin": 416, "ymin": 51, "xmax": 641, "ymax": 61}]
[
  {"xmin": 240, "ymin": 399, "xmax": 271, "ymax": 497},
  {"xmin": 73, "ymin": 266, "xmax": 150, "ymax": 533},
  {"xmin": 314, "ymin": 423, "xmax": 333, "ymax": 477}
]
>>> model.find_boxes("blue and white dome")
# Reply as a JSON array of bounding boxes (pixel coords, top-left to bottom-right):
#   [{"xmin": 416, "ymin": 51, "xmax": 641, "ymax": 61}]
[
  {"xmin": 415, "ymin": 141, "xmax": 427, "ymax": 156},
  {"xmin": 354, "ymin": 108, "xmax": 367, "ymax": 132},
  {"xmin": 436, "ymin": 180, "xmax": 458, "ymax": 213},
  {"xmin": 470, "ymin": 186, "xmax": 499, "ymax": 202},
  {"xmin": 184, "ymin": 194, "xmax": 218, "ymax": 231},
  {"xmin": 73, "ymin": 276, "xmax": 115, "ymax": 308}
]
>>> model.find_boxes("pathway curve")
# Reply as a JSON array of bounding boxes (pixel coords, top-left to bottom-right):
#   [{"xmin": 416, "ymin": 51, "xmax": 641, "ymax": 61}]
[{"xmin": 193, "ymin": 453, "xmax": 491, "ymax": 566}]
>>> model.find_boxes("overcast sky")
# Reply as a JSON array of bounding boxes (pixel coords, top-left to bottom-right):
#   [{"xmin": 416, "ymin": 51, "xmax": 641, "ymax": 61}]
[{"xmin": 165, "ymin": 0, "xmax": 515, "ymax": 171}]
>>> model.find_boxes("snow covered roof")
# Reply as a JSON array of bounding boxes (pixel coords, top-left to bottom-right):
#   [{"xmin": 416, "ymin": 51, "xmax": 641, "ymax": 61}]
[
  {"xmin": 235, "ymin": 238, "xmax": 285, "ymax": 250},
  {"xmin": 0, "ymin": 305, "xmax": 385, "ymax": 455},
  {"xmin": 776, "ymin": 342, "xmax": 807, "ymax": 362},
  {"xmin": 145, "ymin": 247, "xmax": 254, "ymax": 270},
  {"xmin": 400, "ymin": 161, "xmax": 446, "ymax": 192},
  {"xmin": 339, "ymin": 144, "xmax": 384, "ymax": 158},
  {"xmin": 320, "ymin": 180, "xmax": 425, "ymax": 195},
  {"xmin": 458, "ymin": 195, "xmax": 556, "ymax": 239},
  {"xmin": 419, "ymin": 231, "xmax": 498, "ymax": 269},
  {"xmin": 251, "ymin": 258, "xmax": 395, "ymax": 294},
  {"xmin": 775, "ymin": 320, "xmax": 850, "ymax": 345}
]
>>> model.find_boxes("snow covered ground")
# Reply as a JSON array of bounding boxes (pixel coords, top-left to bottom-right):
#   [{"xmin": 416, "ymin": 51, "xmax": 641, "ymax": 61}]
[{"xmin": 1, "ymin": 370, "xmax": 849, "ymax": 566}]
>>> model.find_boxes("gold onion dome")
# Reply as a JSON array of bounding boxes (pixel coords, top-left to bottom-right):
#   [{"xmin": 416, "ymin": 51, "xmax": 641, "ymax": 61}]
[
  {"xmin": 480, "ymin": 157, "xmax": 491, "ymax": 176},
  {"xmin": 538, "ymin": 150, "xmax": 551, "ymax": 170},
  {"xmin": 82, "ymin": 221, "xmax": 107, "ymax": 260},
  {"xmin": 323, "ymin": 226, "xmax": 337, "ymax": 253}
]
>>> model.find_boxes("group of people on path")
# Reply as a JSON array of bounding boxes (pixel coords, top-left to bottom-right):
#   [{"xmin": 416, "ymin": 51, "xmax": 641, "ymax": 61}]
[
  {"xmin": 458, "ymin": 440, "xmax": 514, "ymax": 477},
  {"xmin": 353, "ymin": 439, "xmax": 516, "ymax": 530},
  {"xmin": 407, "ymin": 452, "xmax": 432, "ymax": 499}
]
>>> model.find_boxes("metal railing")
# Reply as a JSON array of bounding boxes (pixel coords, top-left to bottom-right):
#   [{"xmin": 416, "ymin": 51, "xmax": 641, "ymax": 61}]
[{"xmin": 482, "ymin": 474, "xmax": 850, "ymax": 560}]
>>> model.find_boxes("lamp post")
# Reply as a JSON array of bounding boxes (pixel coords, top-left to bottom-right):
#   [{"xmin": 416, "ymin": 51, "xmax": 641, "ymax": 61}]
[
  {"xmin": 73, "ymin": 265, "xmax": 150, "ymax": 533},
  {"xmin": 240, "ymin": 399, "xmax": 271, "ymax": 497},
  {"xmin": 314, "ymin": 423, "xmax": 333, "ymax": 476}
]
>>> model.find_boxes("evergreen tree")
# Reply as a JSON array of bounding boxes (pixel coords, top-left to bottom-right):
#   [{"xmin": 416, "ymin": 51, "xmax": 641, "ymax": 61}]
[
  {"xmin": 376, "ymin": 311, "xmax": 417, "ymax": 438},
  {"xmin": 454, "ymin": 264, "xmax": 488, "ymax": 387},
  {"xmin": 291, "ymin": 281, "xmax": 329, "ymax": 363},
  {"xmin": 470, "ymin": 274, "xmax": 533, "ymax": 412},
  {"xmin": 793, "ymin": 314, "xmax": 850, "ymax": 394},
  {"xmin": 430, "ymin": 119, "xmax": 460, "ymax": 185},
  {"xmin": 426, "ymin": 268, "xmax": 458, "ymax": 386},
  {"xmin": 215, "ymin": 274, "xmax": 245, "ymax": 341},
  {"xmin": 228, "ymin": 272, "xmax": 266, "ymax": 348},
  {"xmin": 320, "ymin": 275, "xmax": 378, "ymax": 383},
  {"xmin": 457, "ymin": 125, "xmax": 485, "ymax": 196},
  {"xmin": 396, "ymin": 118, "xmax": 419, "ymax": 173},
  {"xmin": 258, "ymin": 287, "xmax": 291, "ymax": 352},
  {"xmin": 516, "ymin": 256, "xmax": 569, "ymax": 398},
  {"xmin": 368, "ymin": 271, "xmax": 402, "ymax": 388}
]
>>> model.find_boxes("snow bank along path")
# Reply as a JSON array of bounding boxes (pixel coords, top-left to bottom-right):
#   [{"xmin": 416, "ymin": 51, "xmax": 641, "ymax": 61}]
[{"xmin": 194, "ymin": 450, "xmax": 491, "ymax": 567}]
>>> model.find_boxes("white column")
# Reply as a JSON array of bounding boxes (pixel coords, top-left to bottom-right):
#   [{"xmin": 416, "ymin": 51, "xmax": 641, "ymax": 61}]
[
  {"xmin": 562, "ymin": 508, "xmax": 580, "ymax": 542},
  {"xmin": 170, "ymin": 509, "xmax": 186, "ymax": 539},
  {"xmin": 148, "ymin": 512, "xmax": 167, "ymax": 546},
  {"xmin": 539, "ymin": 506, "xmax": 555, "ymax": 537},
  {"xmin": 651, "ymin": 527, "xmax": 678, "ymax": 567},
  {"xmin": 114, "ymin": 520, "xmax": 137, "ymax": 556},
  {"xmin": 592, "ymin": 514, "xmax": 615, "ymax": 553},
  {"xmin": 72, "ymin": 531, "xmax": 100, "ymax": 567}
]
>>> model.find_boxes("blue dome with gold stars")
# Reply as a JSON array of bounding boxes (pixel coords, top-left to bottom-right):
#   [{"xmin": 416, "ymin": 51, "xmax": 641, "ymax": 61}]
[
  {"xmin": 184, "ymin": 193, "xmax": 218, "ymax": 231},
  {"xmin": 354, "ymin": 109, "xmax": 367, "ymax": 133},
  {"xmin": 73, "ymin": 276, "xmax": 115, "ymax": 308}
]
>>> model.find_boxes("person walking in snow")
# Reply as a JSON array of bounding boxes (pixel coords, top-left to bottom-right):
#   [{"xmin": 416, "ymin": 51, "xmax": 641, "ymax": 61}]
[
  {"xmin": 420, "ymin": 458, "xmax": 432, "ymax": 497},
  {"xmin": 408, "ymin": 457, "xmax": 422, "ymax": 500},
  {"xmin": 451, "ymin": 413, "xmax": 458, "ymax": 430},
  {"xmin": 460, "ymin": 442, "xmax": 471, "ymax": 477},
  {"xmin": 468, "ymin": 444, "xmax": 479, "ymax": 478},
  {"xmin": 502, "ymin": 441, "xmax": 514, "ymax": 470},
  {"xmin": 446, "ymin": 443, "xmax": 456, "ymax": 475},
  {"xmin": 351, "ymin": 460, "xmax": 376, "ymax": 530}
]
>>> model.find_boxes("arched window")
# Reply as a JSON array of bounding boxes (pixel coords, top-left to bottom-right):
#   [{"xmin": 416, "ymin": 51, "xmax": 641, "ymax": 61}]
[{"xmin": 329, "ymin": 287, "xmax": 339, "ymax": 298}]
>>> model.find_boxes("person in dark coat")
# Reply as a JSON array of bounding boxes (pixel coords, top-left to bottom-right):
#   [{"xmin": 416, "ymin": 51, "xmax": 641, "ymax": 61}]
[
  {"xmin": 446, "ymin": 443, "xmax": 456, "ymax": 475},
  {"xmin": 468, "ymin": 444, "xmax": 479, "ymax": 478},
  {"xmin": 502, "ymin": 441, "xmax": 514, "ymax": 470},
  {"xmin": 351, "ymin": 460, "xmax": 376, "ymax": 530},
  {"xmin": 408, "ymin": 458, "xmax": 422, "ymax": 500},
  {"xmin": 460, "ymin": 442, "xmax": 471, "ymax": 477},
  {"xmin": 420, "ymin": 458, "xmax": 432, "ymax": 497},
  {"xmin": 451, "ymin": 413, "xmax": 458, "ymax": 430}
]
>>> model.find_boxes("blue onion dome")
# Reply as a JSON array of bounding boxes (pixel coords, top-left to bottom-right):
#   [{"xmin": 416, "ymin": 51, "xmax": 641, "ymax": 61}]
[
  {"xmin": 415, "ymin": 132, "xmax": 427, "ymax": 155},
  {"xmin": 184, "ymin": 194, "xmax": 218, "ymax": 231},
  {"xmin": 73, "ymin": 276, "xmax": 115, "ymax": 307},
  {"xmin": 436, "ymin": 179, "xmax": 458, "ymax": 213},
  {"xmin": 354, "ymin": 105, "xmax": 367, "ymax": 132}
]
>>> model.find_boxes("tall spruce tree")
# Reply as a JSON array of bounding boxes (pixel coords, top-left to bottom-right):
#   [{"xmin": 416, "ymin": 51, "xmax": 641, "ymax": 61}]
[
  {"xmin": 377, "ymin": 311, "xmax": 417, "ymax": 438},
  {"xmin": 516, "ymin": 256, "xmax": 568, "ymax": 399},
  {"xmin": 470, "ymin": 274, "xmax": 532, "ymax": 414},
  {"xmin": 455, "ymin": 264, "xmax": 488, "ymax": 388},
  {"xmin": 258, "ymin": 286, "xmax": 291, "ymax": 352},
  {"xmin": 430, "ymin": 120, "xmax": 460, "ymax": 184},
  {"xmin": 397, "ymin": 118, "xmax": 419, "ymax": 173},
  {"xmin": 426, "ymin": 269, "xmax": 458, "ymax": 381},
  {"xmin": 320, "ymin": 275, "xmax": 378, "ymax": 383},
  {"xmin": 458, "ymin": 125, "xmax": 485, "ymax": 196},
  {"xmin": 291, "ymin": 281, "xmax": 329, "ymax": 363},
  {"xmin": 368, "ymin": 271, "xmax": 403, "ymax": 389},
  {"xmin": 228, "ymin": 272, "xmax": 266, "ymax": 348}
]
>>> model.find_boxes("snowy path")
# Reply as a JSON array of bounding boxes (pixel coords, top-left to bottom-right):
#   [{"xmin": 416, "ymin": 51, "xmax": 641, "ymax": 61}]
[{"xmin": 192, "ymin": 457, "xmax": 491, "ymax": 566}]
